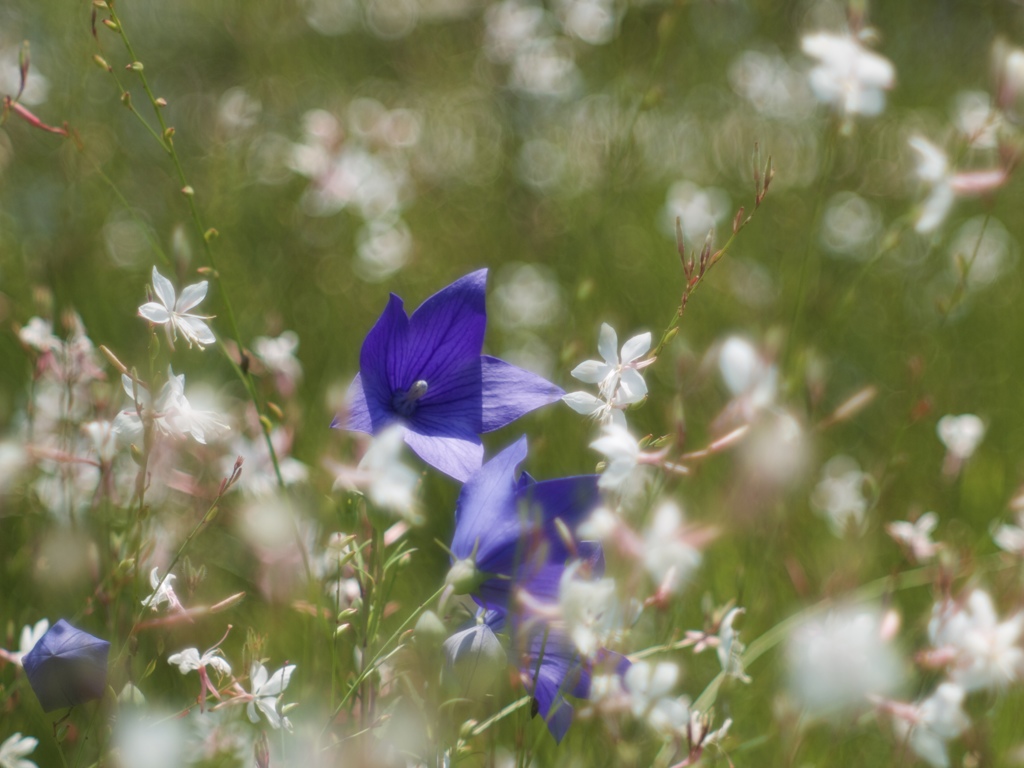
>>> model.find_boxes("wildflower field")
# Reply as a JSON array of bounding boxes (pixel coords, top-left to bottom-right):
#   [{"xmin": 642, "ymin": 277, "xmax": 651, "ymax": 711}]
[{"xmin": 4, "ymin": 0, "xmax": 1024, "ymax": 765}]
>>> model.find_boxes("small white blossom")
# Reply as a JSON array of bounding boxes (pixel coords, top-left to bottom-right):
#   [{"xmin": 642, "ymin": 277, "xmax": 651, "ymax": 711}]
[
  {"xmin": 246, "ymin": 662, "xmax": 296, "ymax": 730},
  {"xmin": 113, "ymin": 369, "xmax": 230, "ymax": 446},
  {"xmin": 937, "ymin": 414, "xmax": 985, "ymax": 461},
  {"xmin": 0, "ymin": 732, "xmax": 39, "ymax": 768},
  {"xmin": 717, "ymin": 608, "xmax": 750, "ymax": 683},
  {"xmin": 928, "ymin": 589, "xmax": 1024, "ymax": 691},
  {"xmin": 718, "ymin": 336, "xmax": 778, "ymax": 420},
  {"xmin": 168, "ymin": 646, "xmax": 232, "ymax": 676},
  {"xmin": 252, "ymin": 331, "xmax": 303, "ymax": 394},
  {"xmin": 590, "ymin": 424, "xmax": 639, "ymax": 491},
  {"xmin": 82, "ymin": 420, "xmax": 118, "ymax": 463},
  {"xmin": 17, "ymin": 317, "xmax": 61, "ymax": 352},
  {"xmin": 333, "ymin": 425, "xmax": 421, "ymax": 523},
  {"xmin": 0, "ymin": 619, "xmax": 49, "ymax": 666},
  {"xmin": 909, "ymin": 136, "xmax": 956, "ymax": 234},
  {"xmin": 623, "ymin": 661, "xmax": 689, "ymax": 737},
  {"xmin": 890, "ymin": 683, "xmax": 970, "ymax": 768},
  {"xmin": 786, "ymin": 605, "xmax": 905, "ymax": 716},
  {"xmin": 801, "ymin": 31, "xmax": 895, "ymax": 118},
  {"xmin": 887, "ymin": 512, "xmax": 940, "ymax": 561},
  {"xmin": 571, "ymin": 323, "xmax": 651, "ymax": 404},
  {"xmin": 138, "ymin": 266, "xmax": 216, "ymax": 350},
  {"xmin": 642, "ymin": 501, "xmax": 702, "ymax": 594},
  {"xmin": 810, "ymin": 455, "xmax": 870, "ymax": 537},
  {"xmin": 561, "ymin": 390, "xmax": 627, "ymax": 428},
  {"xmin": 141, "ymin": 567, "xmax": 183, "ymax": 612},
  {"xmin": 559, "ymin": 564, "xmax": 626, "ymax": 659},
  {"xmin": 994, "ymin": 512, "xmax": 1024, "ymax": 555}
]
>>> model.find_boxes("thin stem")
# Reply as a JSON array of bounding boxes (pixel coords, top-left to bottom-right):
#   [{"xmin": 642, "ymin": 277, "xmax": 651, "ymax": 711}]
[{"xmin": 96, "ymin": 1, "xmax": 285, "ymax": 491}]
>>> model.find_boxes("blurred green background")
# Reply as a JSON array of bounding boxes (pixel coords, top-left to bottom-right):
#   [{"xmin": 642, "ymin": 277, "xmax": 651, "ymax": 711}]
[{"xmin": 4, "ymin": 0, "xmax": 1024, "ymax": 764}]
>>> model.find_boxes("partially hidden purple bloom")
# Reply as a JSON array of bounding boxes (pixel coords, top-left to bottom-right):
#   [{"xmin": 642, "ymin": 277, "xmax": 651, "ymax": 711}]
[
  {"xmin": 447, "ymin": 435, "xmax": 600, "ymax": 611},
  {"xmin": 21, "ymin": 619, "xmax": 110, "ymax": 712},
  {"xmin": 334, "ymin": 269, "xmax": 564, "ymax": 482}
]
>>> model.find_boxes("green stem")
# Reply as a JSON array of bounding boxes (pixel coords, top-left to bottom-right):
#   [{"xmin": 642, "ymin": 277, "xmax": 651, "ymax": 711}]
[{"xmin": 99, "ymin": 2, "xmax": 285, "ymax": 491}]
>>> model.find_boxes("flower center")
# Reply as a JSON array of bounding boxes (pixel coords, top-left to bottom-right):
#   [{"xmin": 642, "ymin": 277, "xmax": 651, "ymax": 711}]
[{"xmin": 392, "ymin": 379, "xmax": 429, "ymax": 417}]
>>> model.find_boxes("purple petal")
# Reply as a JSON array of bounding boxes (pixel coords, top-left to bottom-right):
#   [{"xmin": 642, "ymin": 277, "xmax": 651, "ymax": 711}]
[
  {"xmin": 451, "ymin": 437, "xmax": 528, "ymax": 561},
  {"xmin": 519, "ymin": 475, "xmax": 601, "ymax": 561},
  {"xmin": 479, "ymin": 357, "xmax": 564, "ymax": 432},
  {"xmin": 403, "ymin": 428, "xmax": 484, "ymax": 482},
  {"xmin": 335, "ymin": 373, "xmax": 375, "ymax": 432},
  {"xmin": 413, "ymin": 359, "xmax": 484, "ymax": 433},
  {"xmin": 358, "ymin": 294, "xmax": 411, "ymax": 411},
  {"xmin": 523, "ymin": 628, "xmax": 589, "ymax": 742},
  {"xmin": 401, "ymin": 269, "xmax": 487, "ymax": 387}
]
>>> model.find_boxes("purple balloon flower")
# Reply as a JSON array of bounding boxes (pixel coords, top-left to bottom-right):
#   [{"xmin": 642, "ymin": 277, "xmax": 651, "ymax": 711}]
[
  {"xmin": 446, "ymin": 436, "xmax": 600, "ymax": 611},
  {"xmin": 334, "ymin": 269, "xmax": 564, "ymax": 482},
  {"xmin": 21, "ymin": 619, "xmax": 110, "ymax": 712}
]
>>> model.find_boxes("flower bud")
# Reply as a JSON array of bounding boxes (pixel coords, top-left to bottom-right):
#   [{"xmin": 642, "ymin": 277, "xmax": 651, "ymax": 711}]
[
  {"xmin": 22, "ymin": 620, "xmax": 111, "ymax": 712},
  {"xmin": 444, "ymin": 557, "xmax": 483, "ymax": 596},
  {"xmin": 443, "ymin": 622, "xmax": 506, "ymax": 700}
]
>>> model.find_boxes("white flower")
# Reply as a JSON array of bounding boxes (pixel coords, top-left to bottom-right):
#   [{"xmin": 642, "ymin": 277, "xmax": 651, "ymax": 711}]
[
  {"xmin": 138, "ymin": 266, "xmax": 216, "ymax": 350},
  {"xmin": 332, "ymin": 425, "xmax": 421, "ymax": 523},
  {"xmin": 590, "ymin": 424, "xmax": 639, "ymax": 491},
  {"xmin": 561, "ymin": 390, "xmax": 627, "ymax": 428},
  {"xmin": 937, "ymin": 414, "xmax": 985, "ymax": 461},
  {"xmin": 623, "ymin": 661, "xmax": 689, "ymax": 737},
  {"xmin": 168, "ymin": 643, "xmax": 232, "ymax": 708},
  {"xmin": 642, "ymin": 501, "xmax": 702, "ymax": 594},
  {"xmin": 15, "ymin": 620, "xmax": 49, "ymax": 665},
  {"xmin": 558, "ymin": 565, "xmax": 626, "ymax": 659},
  {"xmin": 890, "ymin": 683, "xmax": 970, "ymax": 768},
  {"xmin": 246, "ymin": 662, "xmax": 296, "ymax": 730},
  {"xmin": 571, "ymin": 323, "xmax": 651, "ymax": 405},
  {"xmin": 82, "ymin": 420, "xmax": 118, "ymax": 463},
  {"xmin": 718, "ymin": 336, "xmax": 777, "ymax": 418},
  {"xmin": 810, "ymin": 455, "xmax": 870, "ymax": 537},
  {"xmin": 663, "ymin": 180, "xmax": 730, "ymax": 244},
  {"xmin": 17, "ymin": 317, "xmax": 61, "ymax": 352},
  {"xmin": 801, "ymin": 31, "xmax": 894, "ymax": 117},
  {"xmin": 928, "ymin": 589, "xmax": 1024, "ymax": 691},
  {"xmin": 141, "ymin": 567, "xmax": 182, "ymax": 612},
  {"xmin": 0, "ymin": 732, "xmax": 39, "ymax": 768},
  {"xmin": 994, "ymin": 512, "xmax": 1024, "ymax": 555},
  {"xmin": 909, "ymin": 136, "xmax": 956, "ymax": 235},
  {"xmin": 887, "ymin": 512, "xmax": 940, "ymax": 561},
  {"xmin": 253, "ymin": 331, "xmax": 303, "ymax": 392},
  {"xmin": 786, "ymin": 605, "xmax": 905, "ymax": 716},
  {"xmin": 717, "ymin": 608, "xmax": 750, "ymax": 683},
  {"xmin": 113, "ymin": 368, "xmax": 230, "ymax": 446},
  {"xmin": 168, "ymin": 646, "xmax": 232, "ymax": 676}
]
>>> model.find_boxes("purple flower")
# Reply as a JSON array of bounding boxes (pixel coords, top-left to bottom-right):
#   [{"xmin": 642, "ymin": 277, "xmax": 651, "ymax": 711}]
[
  {"xmin": 446, "ymin": 436, "xmax": 600, "ymax": 611},
  {"xmin": 334, "ymin": 270, "xmax": 564, "ymax": 482},
  {"xmin": 21, "ymin": 619, "xmax": 110, "ymax": 712}
]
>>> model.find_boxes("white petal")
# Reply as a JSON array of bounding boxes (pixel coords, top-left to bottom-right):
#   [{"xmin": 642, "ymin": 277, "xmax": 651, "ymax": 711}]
[
  {"xmin": 250, "ymin": 662, "xmax": 269, "ymax": 693},
  {"xmin": 571, "ymin": 360, "xmax": 612, "ymax": 384},
  {"xmin": 175, "ymin": 281, "xmax": 209, "ymax": 313},
  {"xmin": 260, "ymin": 664, "xmax": 296, "ymax": 697},
  {"xmin": 150, "ymin": 266, "xmax": 177, "ymax": 310},
  {"xmin": 562, "ymin": 391, "xmax": 606, "ymax": 416},
  {"xmin": 177, "ymin": 316, "xmax": 216, "ymax": 347},
  {"xmin": 168, "ymin": 648, "xmax": 201, "ymax": 673},
  {"xmin": 138, "ymin": 302, "xmax": 171, "ymax": 324},
  {"xmin": 246, "ymin": 700, "xmax": 261, "ymax": 724},
  {"xmin": 620, "ymin": 332, "xmax": 652, "ymax": 364},
  {"xmin": 616, "ymin": 369, "xmax": 648, "ymax": 404},
  {"xmin": 597, "ymin": 323, "xmax": 619, "ymax": 366},
  {"xmin": 257, "ymin": 696, "xmax": 282, "ymax": 728}
]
